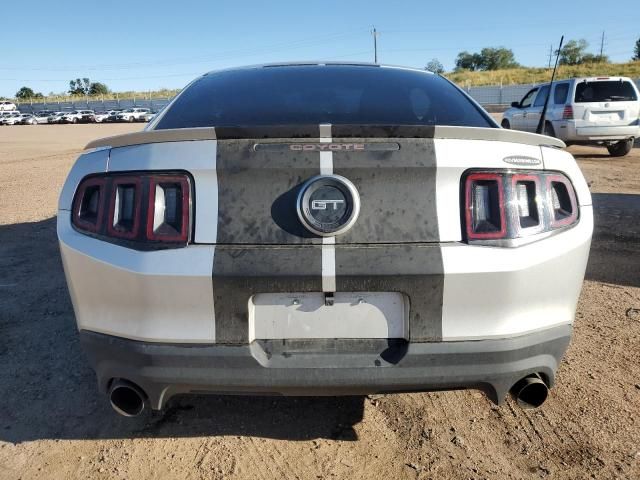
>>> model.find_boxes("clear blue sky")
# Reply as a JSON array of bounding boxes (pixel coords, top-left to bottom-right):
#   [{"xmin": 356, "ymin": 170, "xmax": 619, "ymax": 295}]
[{"xmin": 2, "ymin": 0, "xmax": 638, "ymax": 97}]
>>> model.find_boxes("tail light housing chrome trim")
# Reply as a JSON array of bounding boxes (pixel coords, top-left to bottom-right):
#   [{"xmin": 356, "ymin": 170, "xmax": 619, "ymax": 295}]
[
  {"xmin": 462, "ymin": 170, "xmax": 579, "ymax": 247},
  {"xmin": 71, "ymin": 171, "xmax": 193, "ymax": 250},
  {"xmin": 464, "ymin": 172, "xmax": 506, "ymax": 240},
  {"xmin": 72, "ymin": 177, "xmax": 106, "ymax": 233},
  {"xmin": 546, "ymin": 174, "xmax": 578, "ymax": 228},
  {"xmin": 107, "ymin": 176, "xmax": 143, "ymax": 240},
  {"xmin": 146, "ymin": 175, "xmax": 191, "ymax": 242}
]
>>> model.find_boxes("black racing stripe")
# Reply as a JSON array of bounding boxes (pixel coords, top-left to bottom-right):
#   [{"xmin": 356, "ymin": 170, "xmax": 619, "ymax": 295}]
[
  {"xmin": 215, "ymin": 126, "xmax": 320, "ymax": 139},
  {"xmin": 213, "ymin": 125, "xmax": 436, "ymax": 139},
  {"xmin": 332, "ymin": 138, "xmax": 439, "ymax": 244},
  {"xmin": 335, "ymin": 244, "xmax": 444, "ymax": 341},
  {"xmin": 213, "ymin": 246, "xmax": 323, "ymax": 344},
  {"xmin": 215, "ymin": 139, "xmax": 323, "ymax": 244}
]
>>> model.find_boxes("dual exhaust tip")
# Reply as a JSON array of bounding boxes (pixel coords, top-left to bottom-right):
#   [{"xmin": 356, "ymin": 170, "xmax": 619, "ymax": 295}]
[
  {"xmin": 109, "ymin": 379, "xmax": 147, "ymax": 417},
  {"xmin": 510, "ymin": 374, "xmax": 549, "ymax": 409},
  {"xmin": 107, "ymin": 374, "xmax": 550, "ymax": 417}
]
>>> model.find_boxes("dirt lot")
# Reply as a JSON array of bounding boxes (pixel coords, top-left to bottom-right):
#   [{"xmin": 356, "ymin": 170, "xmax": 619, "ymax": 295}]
[{"xmin": 0, "ymin": 124, "xmax": 638, "ymax": 480}]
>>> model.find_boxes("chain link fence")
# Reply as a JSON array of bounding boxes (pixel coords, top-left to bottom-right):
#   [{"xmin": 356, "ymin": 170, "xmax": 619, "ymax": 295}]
[{"xmin": 14, "ymin": 97, "xmax": 173, "ymax": 114}]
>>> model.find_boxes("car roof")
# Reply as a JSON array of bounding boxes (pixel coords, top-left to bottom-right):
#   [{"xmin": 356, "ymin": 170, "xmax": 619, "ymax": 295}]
[
  {"xmin": 202, "ymin": 61, "xmax": 434, "ymax": 77},
  {"xmin": 533, "ymin": 76, "xmax": 635, "ymax": 88}
]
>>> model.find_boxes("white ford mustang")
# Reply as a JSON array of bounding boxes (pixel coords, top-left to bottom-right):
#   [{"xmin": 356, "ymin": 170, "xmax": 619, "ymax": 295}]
[{"xmin": 58, "ymin": 63, "xmax": 592, "ymax": 417}]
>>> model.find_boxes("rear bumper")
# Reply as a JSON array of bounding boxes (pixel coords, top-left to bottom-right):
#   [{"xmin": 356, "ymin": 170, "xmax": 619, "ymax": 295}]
[
  {"xmin": 80, "ymin": 324, "xmax": 571, "ymax": 410},
  {"xmin": 555, "ymin": 120, "xmax": 639, "ymax": 141}
]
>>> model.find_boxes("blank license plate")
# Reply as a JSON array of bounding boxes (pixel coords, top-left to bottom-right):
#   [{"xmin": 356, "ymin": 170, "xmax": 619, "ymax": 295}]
[{"xmin": 249, "ymin": 292, "xmax": 408, "ymax": 341}]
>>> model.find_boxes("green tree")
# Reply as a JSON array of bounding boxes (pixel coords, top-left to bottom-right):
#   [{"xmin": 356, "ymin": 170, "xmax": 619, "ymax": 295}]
[
  {"xmin": 89, "ymin": 82, "xmax": 109, "ymax": 95},
  {"xmin": 425, "ymin": 58, "xmax": 444, "ymax": 74},
  {"xmin": 69, "ymin": 77, "xmax": 91, "ymax": 95},
  {"xmin": 477, "ymin": 47, "xmax": 519, "ymax": 70},
  {"xmin": 15, "ymin": 86, "xmax": 35, "ymax": 99},
  {"xmin": 558, "ymin": 39, "xmax": 589, "ymax": 65},
  {"xmin": 455, "ymin": 47, "xmax": 518, "ymax": 71},
  {"xmin": 455, "ymin": 51, "xmax": 480, "ymax": 71},
  {"xmin": 633, "ymin": 37, "xmax": 640, "ymax": 61}
]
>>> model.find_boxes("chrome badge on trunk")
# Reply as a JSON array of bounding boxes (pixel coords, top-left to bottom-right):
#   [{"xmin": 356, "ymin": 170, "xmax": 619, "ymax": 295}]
[{"xmin": 297, "ymin": 175, "xmax": 360, "ymax": 236}]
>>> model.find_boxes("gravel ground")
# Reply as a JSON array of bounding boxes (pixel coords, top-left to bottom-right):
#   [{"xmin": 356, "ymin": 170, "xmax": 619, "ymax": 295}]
[{"xmin": 0, "ymin": 124, "xmax": 638, "ymax": 480}]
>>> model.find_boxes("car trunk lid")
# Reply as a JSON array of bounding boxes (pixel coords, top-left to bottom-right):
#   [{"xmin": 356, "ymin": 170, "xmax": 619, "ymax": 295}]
[{"xmin": 214, "ymin": 130, "xmax": 439, "ymax": 245}]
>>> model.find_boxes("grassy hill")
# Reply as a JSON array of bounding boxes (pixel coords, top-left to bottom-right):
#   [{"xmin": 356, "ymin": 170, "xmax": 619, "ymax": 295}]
[{"xmin": 447, "ymin": 61, "xmax": 640, "ymax": 87}]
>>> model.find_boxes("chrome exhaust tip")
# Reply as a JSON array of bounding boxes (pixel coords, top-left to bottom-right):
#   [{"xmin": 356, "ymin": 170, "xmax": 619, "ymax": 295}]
[
  {"xmin": 108, "ymin": 379, "xmax": 147, "ymax": 417},
  {"xmin": 511, "ymin": 374, "xmax": 549, "ymax": 409}
]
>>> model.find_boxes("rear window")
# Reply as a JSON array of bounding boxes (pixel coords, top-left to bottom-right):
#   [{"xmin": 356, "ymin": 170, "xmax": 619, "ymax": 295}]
[
  {"xmin": 156, "ymin": 65, "xmax": 494, "ymax": 129},
  {"xmin": 574, "ymin": 80, "xmax": 638, "ymax": 103}
]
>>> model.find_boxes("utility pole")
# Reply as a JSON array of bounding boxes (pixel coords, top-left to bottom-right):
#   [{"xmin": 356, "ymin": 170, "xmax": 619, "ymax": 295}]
[
  {"xmin": 548, "ymin": 44, "xmax": 553, "ymax": 68},
  {"xmin": 599, "ymin": 31, "xmax": 605, "ymax": 61},
  {"xmin": 372, "ymin": 27, "xmax": 380, "ymax": 64}
]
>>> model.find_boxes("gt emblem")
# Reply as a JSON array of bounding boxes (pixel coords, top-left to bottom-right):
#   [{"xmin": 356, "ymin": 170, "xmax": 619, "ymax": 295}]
[
  {"xmin": 311, "ymin": 199, "xmax": 345, "ymax": 210},
  {"xmin": 297, "ymin": 175, "xmax": 361, "ymax": 236}
]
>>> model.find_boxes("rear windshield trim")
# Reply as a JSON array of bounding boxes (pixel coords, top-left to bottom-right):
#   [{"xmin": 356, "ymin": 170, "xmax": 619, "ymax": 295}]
[{"xmin": 155, "ymin": 65, "xmax": 495, "ymax": 130}]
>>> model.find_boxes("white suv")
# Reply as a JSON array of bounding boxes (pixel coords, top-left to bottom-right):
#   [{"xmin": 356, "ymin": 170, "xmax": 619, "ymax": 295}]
[
  {"xmin": 0, "ymin": 101, "xmax": 16, "ymax": 111},
  {"xmin": 116, "ymin": 108, "xmax": 150, "ymax": 122},
  {"xmin": 502, "ymin": 76, "xmax": 640, "ymax": 156}
]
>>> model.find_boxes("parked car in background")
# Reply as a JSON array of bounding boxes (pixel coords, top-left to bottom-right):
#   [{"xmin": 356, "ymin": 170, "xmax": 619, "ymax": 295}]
[
  {"xmin": 0, "ymin": 101, "xmax": 16, "ymax": 111},
  {"xmin": 20, "ymin": 114, "xmax": 39, "ymax": 125},
  {"xmin": 32, "ymin": 110, "xmax": 55, "ymax": 124},
  {"xmin": 105, "ymin": 110, "xmax": 123, "ymax": 122},
  {"xmin": 2, "ymin": 112, "xmax": 30, "ymax": 125},
  {"xmin": 93, "ymin": 111, "xmax": 110, "ymax": 123},
  {"xmin": 141, "ymin": 110, "xmax": 157, "ymax": 122},
  {"xmin": 48, "ymin": 112, "xmax": 69, "ymax": 124},
  {"xmin": 116, "ymin": 107, "xmax": 150, "ymax": 122},
  {"xmin": 502, "ymin": 76, "xmax": 640, "ymax": 156},
  {"xmin": 60, "ymin": 110, "xmax": 95, "ymax": 124}
]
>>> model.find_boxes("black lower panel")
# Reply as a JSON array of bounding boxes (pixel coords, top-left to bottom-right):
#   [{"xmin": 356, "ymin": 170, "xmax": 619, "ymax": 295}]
[
  {"xmin": 212, "ymin": 245, "xmax": 323, "ymax": 343},
  {"xmin": 80, "ymin": 324, "xmax": 572, "ymax": 409},
  {"xmin": 212, "ymin": 243, "xmax": 444, "ymax": 344},
  {"xmin": 335, "ymin": 244, "xmax": 444, "ymax": 341}
]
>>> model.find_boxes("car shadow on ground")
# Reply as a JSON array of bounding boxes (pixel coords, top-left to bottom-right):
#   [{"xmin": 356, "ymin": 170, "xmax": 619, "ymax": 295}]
[
  {"xmin": 0, "ymin": 217, "xmax": 364, "ymax": 444},
  {"xmin": 572, "ymin": 153, "xmax": 615, "ymax": 159},
  {"xmin": 1, "ymin": 196, "xmax": 637, "ymax": 443},
  {"xmin": 587, "ymin": 193, "xmax": 640, "ymax": 288}
]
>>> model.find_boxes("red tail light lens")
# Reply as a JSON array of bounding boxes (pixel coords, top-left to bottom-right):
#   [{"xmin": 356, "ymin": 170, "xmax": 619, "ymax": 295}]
[
  {"xmin": 463, "ymin": 170, "xmax": 578, "ymax": 246},
  {"xmin": 72, "ymin": 172, "xmax": 192, "ymax": 249},
  {"xmin": 107, "ymin": 177, "xmax": 142, "ymax": 240},
  {"xmin": 464, "ymin": 173, "xmax": 506, "ymax": 240},
  {"xmin": 72, "ymin": 177, "xmax": 105, "ymax": 233},
  {"xmin": 146, "ymin": 176, "xmax": 190, "ymax": 242},
  {"xmin": 546, "ymin": 174, "xmax": 578, "ymax": 228},
  {"xmin": 562, "ymin": 106, "xmax": 574, "ymax": 120}
]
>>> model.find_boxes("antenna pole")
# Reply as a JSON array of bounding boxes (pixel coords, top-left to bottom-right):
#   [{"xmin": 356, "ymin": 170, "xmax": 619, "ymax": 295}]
[
  {"xmin": 537, "ymin": 35, "xmax": 564, "ymax": 135},
  {"xmin": 372, "ymin": 27, "xmax": 380, "ymax": 63}
]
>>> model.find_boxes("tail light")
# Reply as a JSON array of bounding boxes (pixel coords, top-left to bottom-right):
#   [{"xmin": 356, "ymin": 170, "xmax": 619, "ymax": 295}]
[
  {"xmin": 72, "ymin": 172, "xmax": 192, "ymax": 249},
  {"xmin": 463, "ymin": 170, "xmax": 578, "ymax": 246},
  {"xmin": 562, "ymin": 106, "xmax": 574, "ymax": 120}
]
